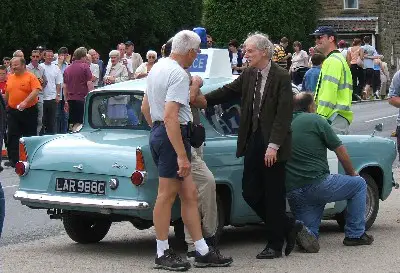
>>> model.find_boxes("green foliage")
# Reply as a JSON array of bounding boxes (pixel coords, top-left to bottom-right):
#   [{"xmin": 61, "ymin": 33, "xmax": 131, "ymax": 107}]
[
  {"xmin": 0, "ymin": 0, "xmax": 203, "ymax": 60},
  {"xmin": 203, "ymin": 0, "xmax": 320, "ymax": 48}
]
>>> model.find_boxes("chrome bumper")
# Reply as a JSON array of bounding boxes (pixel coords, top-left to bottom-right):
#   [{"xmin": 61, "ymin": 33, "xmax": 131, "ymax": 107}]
[{"xmin": 14, "ymin": 190, "xmax": 150, "ymax": 210}]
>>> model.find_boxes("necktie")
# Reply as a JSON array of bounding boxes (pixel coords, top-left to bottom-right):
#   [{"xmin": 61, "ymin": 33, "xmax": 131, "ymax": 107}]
[{"xmin": 252, "ymin": 71, "xmax": 263, "ymax": 132}]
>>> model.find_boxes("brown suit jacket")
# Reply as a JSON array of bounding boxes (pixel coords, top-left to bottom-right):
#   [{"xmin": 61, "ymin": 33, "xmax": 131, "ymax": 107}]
[{"xmin": 205, "ymin": 62, "xmax": 293, "ymax": 161}]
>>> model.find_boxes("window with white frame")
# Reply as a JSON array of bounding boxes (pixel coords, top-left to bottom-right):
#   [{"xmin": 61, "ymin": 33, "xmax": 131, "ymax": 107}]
[{"xmin": 344, "ymin": 0, "xmax": 359, "ymax": 9}]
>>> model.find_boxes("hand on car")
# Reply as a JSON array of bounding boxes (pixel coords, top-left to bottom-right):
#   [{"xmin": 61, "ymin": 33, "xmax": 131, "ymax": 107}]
[
  {"xmin": 177, "ymin": 155, "xmax": 191, "ymax": 178},
  {"xmin": 264, "ymin": 147, "xmax": 277, "ymax": 167}
]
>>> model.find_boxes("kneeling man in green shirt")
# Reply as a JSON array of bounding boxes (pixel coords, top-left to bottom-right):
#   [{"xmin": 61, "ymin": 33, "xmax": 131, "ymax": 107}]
[{"xmin": 286, "ymin": 92, "xmax": 374, "ymax": 253}]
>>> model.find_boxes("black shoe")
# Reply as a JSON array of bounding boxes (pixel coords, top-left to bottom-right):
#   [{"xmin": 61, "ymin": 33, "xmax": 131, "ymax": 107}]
[
  {"xmin": 186, "ymin": 251, "xmax": 196, "ymax": 263},
  {"xmin": 343, "ymin": 233, "xmax": 374, "ymax": 246},
  {"xmin": 154, "ymin": 249, "xmax": 191, "ymax": 271},
  {"xmin": 0, "ymin": 165, "xmax": 3, "ymax": 172},
  {"xmin": 193, "ymin": 247, "xmax": 233, "ymax": 267},
  {"xmin": 256, "ymin": 247, "xmax": 282, "ymax": 259},
  {"xmin": 285, "ymin": 221, "xmax": 303, "ymax": 256},
  {"xmin": 4, "ymin": 161, "xmax": 15, "ymax": 168}
]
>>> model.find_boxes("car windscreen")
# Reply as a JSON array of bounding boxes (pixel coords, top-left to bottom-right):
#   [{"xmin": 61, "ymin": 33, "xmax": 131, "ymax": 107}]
[{"xmin": 89, "ymin": 92, "xmax": 150, "ymax": 130}]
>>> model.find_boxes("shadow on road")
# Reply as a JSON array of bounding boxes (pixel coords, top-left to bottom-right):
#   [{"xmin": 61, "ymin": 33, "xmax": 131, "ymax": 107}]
[{"xmin": 38, "ymin": 220, "xmax": 359, "ymax": 257}]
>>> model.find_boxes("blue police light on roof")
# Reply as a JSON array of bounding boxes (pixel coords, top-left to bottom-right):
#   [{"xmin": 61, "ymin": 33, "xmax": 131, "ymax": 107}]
[{"xmin": 188, "ymin": 54, "xmax": 208, "ymax": 73}]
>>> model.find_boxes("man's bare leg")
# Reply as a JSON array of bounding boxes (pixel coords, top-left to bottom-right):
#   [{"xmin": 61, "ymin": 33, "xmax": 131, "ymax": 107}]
[
  {"xmin": 179, "ymin": 174, "xmax": 207, "ymax": 252},
  {"xmin": 153, "ymin": 177, "xmax": 180, "ymax": 251}
]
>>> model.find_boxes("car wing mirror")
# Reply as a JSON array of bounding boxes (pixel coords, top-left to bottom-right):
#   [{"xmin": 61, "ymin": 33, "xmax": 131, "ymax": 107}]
[{"xmin": 372, "ymin": 123, "xmax": 383, "ymax": 137}]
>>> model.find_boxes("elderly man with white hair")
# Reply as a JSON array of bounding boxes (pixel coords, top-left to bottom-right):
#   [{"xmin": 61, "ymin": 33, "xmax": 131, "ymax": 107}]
[
  {"xmin": 13, "ymin": 50, "xmax": 24, "ymax": 59},
  {"xmin": 103, "ymin": 50, "xmax": 129, "ymax": 85},
  {"xmin": 134, "ymin": 50, "xmax": 157, "ymax": 79},
  {"xmin": 141, "ymin": 30, "xmax": 233, "ymax": 271},
  {"xmin": 192, "ymin": 32, "xmax": 316, "ymax": 259}
]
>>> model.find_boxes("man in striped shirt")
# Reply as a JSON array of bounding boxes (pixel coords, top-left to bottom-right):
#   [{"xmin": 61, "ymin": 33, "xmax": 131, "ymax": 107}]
[{"xmin": 272, "ymin": 37, "xmax": 291, "ymax": 70}]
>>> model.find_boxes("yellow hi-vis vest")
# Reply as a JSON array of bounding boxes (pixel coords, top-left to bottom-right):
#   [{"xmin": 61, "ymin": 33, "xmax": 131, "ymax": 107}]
[{"xmin": 315, "ymin": 50, "xmax": 353, "ymax": 123}]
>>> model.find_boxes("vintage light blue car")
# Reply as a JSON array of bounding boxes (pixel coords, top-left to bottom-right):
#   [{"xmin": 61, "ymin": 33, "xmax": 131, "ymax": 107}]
[{"xmin": 13, "ymin": 49, "xmax": 399, "ymax": 244}]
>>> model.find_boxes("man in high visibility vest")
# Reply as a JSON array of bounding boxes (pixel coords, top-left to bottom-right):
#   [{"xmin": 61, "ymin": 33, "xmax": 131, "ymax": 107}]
[{"xmin": 310, "ymin": 26, "xmax": 353, "ymax": 135}]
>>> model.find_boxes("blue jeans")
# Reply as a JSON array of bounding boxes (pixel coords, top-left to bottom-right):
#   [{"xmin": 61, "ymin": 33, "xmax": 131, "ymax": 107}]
[
  {"xmin": 287, "ymin": 174, "xmax": 367, "ymax": 239},
  {"xmin": 0, "ymin": 182, "xmax": 4, "ymax": 238},
  {"xmin": 56, "ymin": 100, "xmax": 69, "ymax": 134}
]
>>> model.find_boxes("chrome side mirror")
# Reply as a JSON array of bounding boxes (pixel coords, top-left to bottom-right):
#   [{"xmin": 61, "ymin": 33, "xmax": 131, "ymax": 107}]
[{"xmin": 372, "ymin": 123, "xmax": 383, "ymax": 137}]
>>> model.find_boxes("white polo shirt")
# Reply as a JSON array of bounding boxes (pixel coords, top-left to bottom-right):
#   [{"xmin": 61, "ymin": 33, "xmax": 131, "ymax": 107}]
[{"xmin": 40, "ymin": 63, "xmax": 63, "ymax": 100}]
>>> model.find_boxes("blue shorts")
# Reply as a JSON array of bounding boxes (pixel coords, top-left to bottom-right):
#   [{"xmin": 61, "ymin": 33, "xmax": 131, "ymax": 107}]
[{"xmin": 149, "ymin": 122, "xmax": 191, "ymax": 180}]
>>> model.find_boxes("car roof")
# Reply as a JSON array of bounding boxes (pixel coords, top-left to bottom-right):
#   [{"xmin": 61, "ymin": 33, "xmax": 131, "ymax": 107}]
[
  {"xmin": 91, "ymin": 77, "xmax": 235, "ymax": 95},
  {"xmin": 90, "ymin": 49, "xmax": 238, "ymax": 95}
]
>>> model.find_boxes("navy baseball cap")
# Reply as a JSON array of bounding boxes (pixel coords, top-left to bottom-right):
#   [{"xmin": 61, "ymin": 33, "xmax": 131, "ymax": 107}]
[{"xmin": 310, "ymin": 26, "xmax": 337, "ymax": 37}]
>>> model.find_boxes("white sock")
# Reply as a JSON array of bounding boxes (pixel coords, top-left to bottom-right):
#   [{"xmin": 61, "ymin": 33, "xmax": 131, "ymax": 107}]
[
  {"xmin": 156, "ymin": 239, "xmax": 169, "ymax": 258},
  {"xmin": 194, "ymin": 238, "xmax": 209, "ymax": 256}
]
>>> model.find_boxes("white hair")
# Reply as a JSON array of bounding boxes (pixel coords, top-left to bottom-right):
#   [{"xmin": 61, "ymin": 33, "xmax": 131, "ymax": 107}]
[
  {"xmin": 13, "ymin": 50, "xmax": 24, "ymax": 57},
  {"xmin": 109, "ymin": 50, "xmax": 120, "ymax": 58},
  {"xmin": 88, "ymin": 49, "xmax": 97, "ymax": 55},
  {"xmin": 146, "ymin": 50, "xmax": 157, "ymax": 59},
  {"xmin": 244, "ymin": 32, "xmax": 274, "ymax": 59},
  {"xmin": 171, "ymin": 30, "xmax": 201, "ymax": 55}
]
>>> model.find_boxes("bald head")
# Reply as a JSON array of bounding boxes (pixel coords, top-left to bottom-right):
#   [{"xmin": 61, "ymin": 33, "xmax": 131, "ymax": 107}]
[{"xmin": 293, "ymin": 92, "xmax": 316, "ymax": 113}]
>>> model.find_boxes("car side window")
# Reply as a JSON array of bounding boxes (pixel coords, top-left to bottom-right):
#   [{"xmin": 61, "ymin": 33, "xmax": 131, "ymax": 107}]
[
  {"xmin": 202, "ymin": 99, "xmax": 241, "ymax": 135},
  {"xmin": 90, "ymin": 92, "xmax": 149, "ymax": 130}
]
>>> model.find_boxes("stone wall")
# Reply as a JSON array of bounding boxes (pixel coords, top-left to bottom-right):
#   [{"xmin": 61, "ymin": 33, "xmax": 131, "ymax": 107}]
[
  {"xmin": 379, "ymin": 0, "xmax": 400, "ymax": 77},
  {"xmin": 318, "ymin": 0, "xmax": 381, "ymax": 17}
]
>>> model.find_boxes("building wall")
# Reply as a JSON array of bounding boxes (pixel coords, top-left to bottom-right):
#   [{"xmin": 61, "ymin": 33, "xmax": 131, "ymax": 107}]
[
  {"xmin": 318, "ymin": 0, "xmax": 381, "ymax": 17},
  {"xmin": 379, "ymin": 0, "xmax": 400, "ymax": 76}
]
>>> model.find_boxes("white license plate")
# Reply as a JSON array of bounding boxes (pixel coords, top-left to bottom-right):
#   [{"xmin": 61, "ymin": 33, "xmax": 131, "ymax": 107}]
[{"xmin": 55, "ymin": 178, "xmax": 106, "ymax": 195}]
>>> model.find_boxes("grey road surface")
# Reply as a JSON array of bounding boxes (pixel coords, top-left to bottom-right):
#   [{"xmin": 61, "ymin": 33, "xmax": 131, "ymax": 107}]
[{"xmin": 0, "ymin": 100, "xmax": 399, "ymax": 273}]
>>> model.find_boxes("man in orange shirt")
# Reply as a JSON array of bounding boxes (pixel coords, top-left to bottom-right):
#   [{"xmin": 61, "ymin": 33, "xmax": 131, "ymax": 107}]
[{"xmin": 4, "ymin": 57, "xmax": 41, "ymax": 167}]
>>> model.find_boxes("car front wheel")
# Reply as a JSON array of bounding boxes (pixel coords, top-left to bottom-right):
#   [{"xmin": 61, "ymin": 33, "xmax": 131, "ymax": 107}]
[
  {"xmin": 335, "ymin": 173, "xmax": 380, "ymax": 231},
  {"xmin": 63, "ymin": 214, "xmax": 112, "ymax": 244}
]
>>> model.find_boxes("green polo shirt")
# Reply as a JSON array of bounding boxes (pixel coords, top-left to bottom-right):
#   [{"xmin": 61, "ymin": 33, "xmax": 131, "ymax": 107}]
[{"xmin": 286, "ymin": 111, "xmax": 342, "ymax": 192}]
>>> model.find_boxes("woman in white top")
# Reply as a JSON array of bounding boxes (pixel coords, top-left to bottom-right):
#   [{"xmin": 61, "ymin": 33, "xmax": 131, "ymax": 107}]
[
  {"xmin": 290, "ymin": 41, "xmax": 309, "ymax": 85},
  {"xmin": 104, "ymin": 50, "xmax": 129, "ymax": 85},
  {"xmin": 134, "ymin": 50, "xmax": 157, "ymax": 79}
]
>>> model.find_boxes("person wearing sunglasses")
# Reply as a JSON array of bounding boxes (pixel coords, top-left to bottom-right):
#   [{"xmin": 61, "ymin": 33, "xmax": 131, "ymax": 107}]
[
  {"xmin": 310, "ymin": 26, "xmax": 353, "ymax": 135},
  {"xmin": 27, "ymin": 50, "xmax": 47, "ymax": 135},
  {"xmin": 133, "ymin": 50, "xmax": 158, "ymax": 79}
]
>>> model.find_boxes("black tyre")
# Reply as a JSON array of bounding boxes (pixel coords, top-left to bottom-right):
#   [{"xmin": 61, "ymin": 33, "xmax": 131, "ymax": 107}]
[
  {"xmin": 173, "ymin": 193, "xmax": 226, "ymax": 243},
  {"xmin": 336, "ymin": 173, "xmax": 380, "ymax": 231},
  {"xmin": 63, "ymin": 214, "xmax": 112, "ymax": 244}
]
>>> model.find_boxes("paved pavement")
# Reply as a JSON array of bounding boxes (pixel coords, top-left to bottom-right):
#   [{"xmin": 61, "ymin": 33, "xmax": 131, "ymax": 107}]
[{"xmin": 1, "ymin": 100, "xmax": 400, "ymax": 272}]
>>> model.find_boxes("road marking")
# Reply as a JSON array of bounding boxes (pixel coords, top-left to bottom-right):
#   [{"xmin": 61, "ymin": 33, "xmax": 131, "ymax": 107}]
[
  {"xmin": 3, "ymin": 184, "xmax": 18, "ymax": 189},
  {"xmin": 365, "ymin": 114, "xmax": 398, "ymax": 123}
]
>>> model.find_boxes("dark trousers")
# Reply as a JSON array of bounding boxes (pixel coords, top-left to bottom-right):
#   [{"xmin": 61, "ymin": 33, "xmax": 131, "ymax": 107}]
[
  {"xmin": 42, "ymin": 99, "xmax": 57, "ymax": 135},
  {"xmin": 242, "ymin": 128, "xmax": 294, "ymax": 250},
  {"xmin": 350, "ymin": 64, "xmax": 363, "ymax": 97},
  {"xmin": 0, "ymin": 182, "xmax": 4, "ymax": 238},
  {"xmin": 7, "ymin": 105, "xmax": 38, "ymax": 164},
  {"xmin": 373, "ymin": 70, "xmax": 381, "ymax": 93},
  {"xmin": 56, "ymin": 100, "xmax": 68, "ymax": 134}
]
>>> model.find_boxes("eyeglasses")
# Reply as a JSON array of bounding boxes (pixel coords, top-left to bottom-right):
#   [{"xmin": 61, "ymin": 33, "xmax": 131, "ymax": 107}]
[{"xmin": 32, "ymin": 56, "xmax": 40, "ymax": 58}]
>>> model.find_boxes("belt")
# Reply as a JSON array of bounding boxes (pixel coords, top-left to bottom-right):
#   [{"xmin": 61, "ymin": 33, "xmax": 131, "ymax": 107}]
[{"xmin": 153, "ymin": 120, "xmax": 189, "ymax": 128}]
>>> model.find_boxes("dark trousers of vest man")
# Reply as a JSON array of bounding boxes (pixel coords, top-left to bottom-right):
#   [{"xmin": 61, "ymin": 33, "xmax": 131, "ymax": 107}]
[{"xmin": 241, "ymin": 72, "xmax": 294, "ymax": 250}]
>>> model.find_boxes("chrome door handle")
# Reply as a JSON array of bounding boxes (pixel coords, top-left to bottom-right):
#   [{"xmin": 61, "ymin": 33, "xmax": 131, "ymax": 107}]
[{"xmin": 73, "ymin": 164, "xmax": 83, "ymax": 171}]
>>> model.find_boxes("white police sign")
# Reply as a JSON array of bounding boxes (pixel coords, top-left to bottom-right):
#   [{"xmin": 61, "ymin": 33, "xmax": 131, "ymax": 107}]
[{"xmin": 188, "ymin": 49, "xmax": 232, "ymax": 79}]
